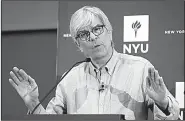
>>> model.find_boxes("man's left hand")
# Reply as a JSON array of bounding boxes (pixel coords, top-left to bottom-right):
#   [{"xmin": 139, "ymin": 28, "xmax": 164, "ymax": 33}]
[{"xmin": 146, "ymin": 67, "xmax": 169, "ymax": 110}]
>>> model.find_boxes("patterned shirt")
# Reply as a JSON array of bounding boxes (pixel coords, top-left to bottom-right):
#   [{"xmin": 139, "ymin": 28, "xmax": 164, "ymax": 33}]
[{"xmin": 39, "ymin": 50, "xmax": 179, "ymax": 120}]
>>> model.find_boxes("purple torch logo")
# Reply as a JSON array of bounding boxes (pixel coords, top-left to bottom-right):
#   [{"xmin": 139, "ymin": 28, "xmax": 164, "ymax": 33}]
[{"xmin": 132, "ymin": 20, "xmax": 141, "ymax": 38}]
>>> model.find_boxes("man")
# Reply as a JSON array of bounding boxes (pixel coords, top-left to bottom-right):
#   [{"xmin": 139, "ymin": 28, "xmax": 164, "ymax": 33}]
[{"xmin": 9, "ymin": 6, "xmax": 180, "ymax": 120}]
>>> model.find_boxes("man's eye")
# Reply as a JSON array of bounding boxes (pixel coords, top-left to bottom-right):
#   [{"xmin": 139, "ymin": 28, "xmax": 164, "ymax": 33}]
[
  {"xmin": 80, "ymin": 33, "xmax": 86, "ymax": 37},
  {"xmin": 94, "ymin": 27, "xmax": 101, "ymax": 31}
]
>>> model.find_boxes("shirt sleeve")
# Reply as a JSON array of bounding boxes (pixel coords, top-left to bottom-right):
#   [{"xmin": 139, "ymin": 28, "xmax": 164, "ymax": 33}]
[
  {"xmin": 45, "ymin": 82, "xmax": 67, "ymax": 114},
  {"xmin": 27, "ymin": 81, "xmax": 67, "ymax": 114},
  {"xmin": 142, "ymin": 60, "xmax": 180, "ymax": 120}
]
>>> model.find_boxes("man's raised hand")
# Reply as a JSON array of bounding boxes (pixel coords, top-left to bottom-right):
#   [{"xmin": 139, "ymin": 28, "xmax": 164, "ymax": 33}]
[{"xmin": 9, "ymin": 67, "xmax": 39, "ymax": 105}]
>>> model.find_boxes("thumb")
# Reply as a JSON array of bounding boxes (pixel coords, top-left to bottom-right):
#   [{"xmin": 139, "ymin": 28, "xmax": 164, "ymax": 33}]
[{"xmin": 28, "ymin": 75, "xmax": 37, "ymax": 88}]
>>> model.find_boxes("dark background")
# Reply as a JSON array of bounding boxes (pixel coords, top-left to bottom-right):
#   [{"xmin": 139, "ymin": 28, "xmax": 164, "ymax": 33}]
[
  {"xmin": 1, "ymin": 0, "xmax": 184, "ymax": 120},
  {"xmin": 1, "ymin": 1, "xmax": 58, "ymax": 119}
]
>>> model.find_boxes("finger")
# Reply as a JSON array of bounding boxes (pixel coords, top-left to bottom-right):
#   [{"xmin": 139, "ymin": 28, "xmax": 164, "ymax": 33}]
[
  {"xmin": 159, "ymin": 77, "xmax": 166, "ymax": 89},
  {"xmin": 149, "ymin": 74, "xmax": 159, "ymax": 91},
  {"xmin": 28, "ymin": 75, "xmax": 36, "ymax": 87},
  {"xmin": 146, "ymin": 78, "xmax": 155, "ymax": 98},
  {"xmin": 148, "ymin": 67, "xmax": 155, "ymax": 81},
  {"xmin": 150, "ymin": 68, "xmax": 155, "ymax": 81},
  {"xmin": 13, "ymin": 67, "xmax": 24, "ymax": 81},
  {"xmin": 19, "ymin": 69, "xmax": 29, "ymax": 81},
  {"xmin": 9, "ymin": 78, "xmax": 18, "ymax": 90},
  {"xmin": 10, "ymin": 71, "xmax": 20, "ymax": 85},
  {"xmin": 154, "ymin": 70, "xmax": 160, "ymax": 85},
  {"xmin": 148, "ymin": 68, "xmax": 151, "ymax": 77},
  {"xmin": 53, "ymin": 106, "xmax": 63, "ymax": 114},
  {"xmin": 146, "ymin": 76, "xmax": 151, "ymax": 89}
]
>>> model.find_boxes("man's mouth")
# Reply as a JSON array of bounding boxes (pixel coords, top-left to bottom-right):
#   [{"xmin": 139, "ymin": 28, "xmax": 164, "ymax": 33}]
[{"xmin": 94, "ymin": 45, "xmax": 101, "ymax": 48}]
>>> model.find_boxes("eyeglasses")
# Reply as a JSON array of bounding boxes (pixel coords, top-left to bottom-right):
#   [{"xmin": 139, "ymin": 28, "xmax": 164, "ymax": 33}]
[{"xmin": 75, "ymin": 25, "xmax": 105, "ymax": 42}]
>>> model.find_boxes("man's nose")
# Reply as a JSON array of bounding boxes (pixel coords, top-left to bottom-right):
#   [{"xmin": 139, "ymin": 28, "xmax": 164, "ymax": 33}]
[{"xmin": 89, "ymin": 32, "xmax": 97, "ymax": 42}]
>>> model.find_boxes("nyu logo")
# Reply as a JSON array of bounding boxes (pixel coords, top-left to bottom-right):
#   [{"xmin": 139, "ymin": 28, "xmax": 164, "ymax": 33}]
[
  {"xmin": 132, "ymin": 20, "xmax": 141, "ymax": 38},
  {"xmin": 123, "ymin": 15, "xmax": 149, "ymax": 54}
]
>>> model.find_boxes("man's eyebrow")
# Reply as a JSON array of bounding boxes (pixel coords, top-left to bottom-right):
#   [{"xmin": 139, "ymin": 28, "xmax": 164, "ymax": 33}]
[
  {"xmin": 92, "ymin": 24, "xmax": 103, "ymax": 28},
  {"xmin": 77, "ymin": 24, "xmax": 103, "ymax": 33},
  {"xmin": 77, "ymin": 30, "xmax": 89, "ymax": 34}
]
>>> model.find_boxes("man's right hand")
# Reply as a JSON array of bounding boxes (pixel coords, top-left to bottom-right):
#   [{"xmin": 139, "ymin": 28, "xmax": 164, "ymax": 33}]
[{"xmin": 9, "ymin": 67, "xmax": 39, "ymax": 108}]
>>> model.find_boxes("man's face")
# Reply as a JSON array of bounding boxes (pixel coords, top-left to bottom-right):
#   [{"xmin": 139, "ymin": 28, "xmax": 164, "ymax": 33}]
[{"xmin": 76, "ymin": 16, "xmax": 112, "ymax": 61}]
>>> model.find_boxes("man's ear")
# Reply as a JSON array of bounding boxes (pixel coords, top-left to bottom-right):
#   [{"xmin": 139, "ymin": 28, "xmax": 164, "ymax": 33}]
[
  {"xmin": 108, "ymin": 30, "xmax": 112, "ymax": 40},
  {"xmin": 74, "ymin": 40, "xmax": 80, "ymax": 47},
  {"xmin": 78, "ymin": 46, "xmax": 83, "ymax": 52},
  {"xmin": 75, "ymin": 41, "xmax": 83, "ymax": 52}
]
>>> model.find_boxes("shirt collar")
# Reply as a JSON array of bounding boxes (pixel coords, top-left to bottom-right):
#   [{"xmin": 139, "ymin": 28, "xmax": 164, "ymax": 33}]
[{"xmin": 104, "ymin": 49, "xmax": 119, "ymax": 75}]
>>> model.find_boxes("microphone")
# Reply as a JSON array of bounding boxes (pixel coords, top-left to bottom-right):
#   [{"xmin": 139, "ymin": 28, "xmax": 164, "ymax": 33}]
[
  {"xmin": 99, "ymin": 82, "xmax": 105, "ymax": 92},
  {"xmin": 95, "ymin": 67, "xmax": 110, "ymax": 92},
  {"xmin": 98, "ymin": 67, "xmax": 109, "ymax": 92},
  {"xmin": 31, "ymin": 58, "xmax": 91, "ymax": 114}
]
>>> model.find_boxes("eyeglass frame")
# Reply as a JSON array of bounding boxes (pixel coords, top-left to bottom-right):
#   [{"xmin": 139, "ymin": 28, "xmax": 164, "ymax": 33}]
[{"xmin": 75, "ymin": 24, "xmax": 106, "ymax": 42}]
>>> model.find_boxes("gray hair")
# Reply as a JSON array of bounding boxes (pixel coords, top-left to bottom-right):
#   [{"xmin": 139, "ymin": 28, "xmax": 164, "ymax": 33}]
[{"xmin": 70, "ymin": 6, "xmax": 113, "ymax": 42}]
